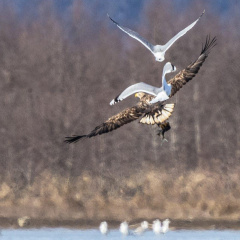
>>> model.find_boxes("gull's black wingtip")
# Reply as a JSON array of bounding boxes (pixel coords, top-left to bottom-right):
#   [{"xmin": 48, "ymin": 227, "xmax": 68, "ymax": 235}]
[
  {"xmin": 107, "ymin": 14, "xmax": 118, "ymax": 25},
  {"xmin": 198, "ymin": 9, "xmax": 205, "ymax": 20},
  {"xmin": 64, "ymin": 135, "xmax": 86, "ymax": 144}
]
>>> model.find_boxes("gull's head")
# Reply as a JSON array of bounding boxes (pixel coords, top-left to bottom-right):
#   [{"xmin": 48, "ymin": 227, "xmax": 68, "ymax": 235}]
[
  {"xmin": 156, "ymin": 56, "xmax": 164, "ymax": 62},
  {"xmin": 163, "ymin": 218, "xmax": 171, "ymax": 224},
  {"xmin": 164, "ymin": 62, "xmax": 176, "ymax": 74},
  {"xmin": 171, "ymin": 64, "xmax": 177, "ymax": 72},
  {"xmin": 120, "ymin": 221, "xmax": 129, "ymax": 229},
  {"xmin": 154, "ymin": 51, "xmax": 165, "ymax": 62},
  {"xmin": 135, "ymin": 92, "xmax": 145, "ymax": 100},
  {"xmin": 141, "ymin": 221, "xmax": 149, "ymax": 230},
  {"xmin": 153, "ymin": 219, "xmax": 161, "ymax": 224}
]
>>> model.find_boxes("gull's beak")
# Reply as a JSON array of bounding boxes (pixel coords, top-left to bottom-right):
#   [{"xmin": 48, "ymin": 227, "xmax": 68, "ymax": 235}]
[{"xmin": 135, "ymin": 93, "xmax": 138, "ymax": 98}]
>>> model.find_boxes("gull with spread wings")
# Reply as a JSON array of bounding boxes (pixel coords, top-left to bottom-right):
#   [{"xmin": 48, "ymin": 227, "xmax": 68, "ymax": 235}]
[
  {"xmin": 110, "ymin": 62, "xmax": 176, "ymax": 105},
  {"xmin": 110, "ymin": 36, "xmax": 216, "ymax": 106},
  {"xmin": 64, "ymin": 36, "xmax": 216, "ymax": 144},
  {"xmin": 108, "ymin": 11, "xmax": 205, "ymax": 62}
]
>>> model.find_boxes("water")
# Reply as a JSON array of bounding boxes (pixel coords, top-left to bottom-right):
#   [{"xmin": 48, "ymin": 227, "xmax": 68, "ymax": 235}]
[{"xmin": 0, "ymin": 228, "xmax": 239, "ymax": 240}]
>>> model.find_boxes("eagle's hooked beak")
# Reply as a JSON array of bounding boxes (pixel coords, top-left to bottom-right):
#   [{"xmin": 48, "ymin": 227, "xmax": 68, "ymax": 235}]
[{"xmin": 135, "ymin": 93, "xmax": 138, "ymax": 98}]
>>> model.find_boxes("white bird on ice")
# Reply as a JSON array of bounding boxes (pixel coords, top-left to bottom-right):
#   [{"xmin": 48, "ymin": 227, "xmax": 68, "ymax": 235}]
[
  {"xmin": 119, "ymin": 221, "xmax": 129, "ymax": 236},
  {"xmin": 133, "ymin": 221, "xmax": 149, "ymax": 235},
  {"xmin": 152, "ymin": 219, "xmax": 161, "ymax": 235},
  {"xmin": 110, "ymin": 62, "xmax": 176, "ymax": 106},
  {"xmin": 99, "ymin": 221, "xmax": 108, "ymax": 235},
  {"xmin": 108, "ymin": 11, "xmax": 205, "ymax": 62},
  {"xmin": 161, "ymin": 219, "xmax": 170, "ymax": 234}
]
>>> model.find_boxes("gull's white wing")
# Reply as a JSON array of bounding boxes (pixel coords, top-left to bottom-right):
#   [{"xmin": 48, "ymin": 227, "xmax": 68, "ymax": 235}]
[
  {"xmin": 108, "ymin": 14, "xmax": 155, "ymax": 53},
  {"xmin": 162, "ymin": 10, "xmax": 205, "ymax": 52},
  {"xmin": 110, "ymin": 82, "xmax": 159, "ymax": 105}
]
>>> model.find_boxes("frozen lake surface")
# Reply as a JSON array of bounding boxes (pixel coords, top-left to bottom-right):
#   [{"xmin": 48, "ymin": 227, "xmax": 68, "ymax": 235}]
[{"xmin": 0, "ymin": 228, "xmax": 240, "ymax": 240}]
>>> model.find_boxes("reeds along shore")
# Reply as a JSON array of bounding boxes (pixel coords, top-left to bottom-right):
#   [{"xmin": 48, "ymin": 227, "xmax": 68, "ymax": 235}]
[
  {"xmin": 0, "ymin": 1, "xmax": 239, "ymax": 221},
  {"xmin": 1, "ymin": 167, "xmax": 240, "ymax": 221}
]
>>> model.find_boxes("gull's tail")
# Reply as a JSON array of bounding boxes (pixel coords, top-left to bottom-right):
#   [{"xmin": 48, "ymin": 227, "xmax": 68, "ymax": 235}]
[{"xmin": 64, "ymin": 135, "xmax": 87, "ymax": 144}]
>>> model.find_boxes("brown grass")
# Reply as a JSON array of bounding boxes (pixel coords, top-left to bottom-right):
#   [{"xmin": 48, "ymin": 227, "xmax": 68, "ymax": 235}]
[{"xmin": 0, "ymin": 167, "xmax": 240, "ymax": 222}]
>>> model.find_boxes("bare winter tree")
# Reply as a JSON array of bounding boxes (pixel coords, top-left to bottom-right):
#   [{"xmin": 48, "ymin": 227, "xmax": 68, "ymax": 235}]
[{"xmin": 0, "ymin": 0, "xmax": 239, "ymax": 188}]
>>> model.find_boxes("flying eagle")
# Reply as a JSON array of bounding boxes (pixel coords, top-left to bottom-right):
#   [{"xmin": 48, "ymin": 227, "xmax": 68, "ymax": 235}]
[
  {"xmin": 108, "ymin": 10, "xmax": 205, "ymax": 62},
  {"xmin": 64, "ymin": 36, "xmax": 216, "ymax": 144},
  {"xmin": 64, "ymin": 93, "xmax": 175, "ymax": 143},
  {"xmin": 110, "ymin": 36, "xmax": 216, "ymax": 105}
]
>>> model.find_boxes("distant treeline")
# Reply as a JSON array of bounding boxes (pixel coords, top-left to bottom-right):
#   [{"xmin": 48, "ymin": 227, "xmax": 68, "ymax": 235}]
[{"xmin": 0, "ymin": 0, "xmax": 239, "ymax": 189}]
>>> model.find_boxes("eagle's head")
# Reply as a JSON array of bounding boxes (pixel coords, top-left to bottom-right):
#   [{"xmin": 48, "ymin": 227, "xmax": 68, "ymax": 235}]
[
  {"xmin": 134, "ymin": 92, "xmax": 145, "ymax": 100},
  {"xmin": 135, "ymin": 92, "xmax": 153, "ymax": 105}
]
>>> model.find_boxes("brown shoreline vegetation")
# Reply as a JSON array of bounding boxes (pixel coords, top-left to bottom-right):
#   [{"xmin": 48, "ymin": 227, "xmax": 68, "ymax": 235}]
[
  {"xmin": 0, "ymin": 0, "xmax": 239, "ymax": 229},
  {"xmin": 1, "ymin": 167, "xmax": 240, "ymax": 228}
]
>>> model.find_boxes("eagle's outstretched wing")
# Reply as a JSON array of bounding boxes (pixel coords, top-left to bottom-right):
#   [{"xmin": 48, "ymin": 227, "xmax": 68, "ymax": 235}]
[
  {"xmin": 64, "ymin": 104, "xmax": 145, "ymax": 143},
  {"xmin": 65, "ymin": 94, "xmax": 175, "ymax": 143},
  {"xmin": 168, "ymin": 35, "xmax": 216, "ymax": 98}
]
